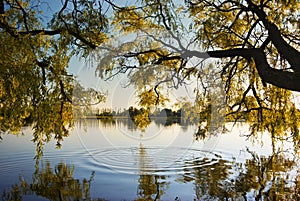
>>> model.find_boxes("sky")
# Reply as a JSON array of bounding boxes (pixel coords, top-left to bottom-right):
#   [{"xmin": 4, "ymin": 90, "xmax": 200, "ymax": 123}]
[
  {"xmin": 69, "ymin": 56, "xmax": 197, "ymax": 110},
  {"xmin": 69, "ymin": 57, "xmax": 138, "ymax": 109}
]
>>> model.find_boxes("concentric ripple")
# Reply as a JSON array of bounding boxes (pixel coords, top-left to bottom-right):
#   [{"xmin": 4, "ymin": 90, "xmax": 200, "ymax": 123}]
[{"xmin": 82, "ymin": 146, "xmax": 224, "ymax": 175}]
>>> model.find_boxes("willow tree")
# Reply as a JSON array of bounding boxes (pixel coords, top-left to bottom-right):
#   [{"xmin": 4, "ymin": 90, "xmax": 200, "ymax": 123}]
[
  {"xmin": 0, "ymin": 0, "xmax": 107, "ymax": 156},
  {"xmin": 1, "ymin": 0, "xmax": 300, "ymax": 152},
  {"xmin": 95, "ymin": 0, "xmax": 300, "ymax": 147}
]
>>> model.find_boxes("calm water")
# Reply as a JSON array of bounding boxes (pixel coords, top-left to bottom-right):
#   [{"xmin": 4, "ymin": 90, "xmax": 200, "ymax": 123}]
[{"xmin": 0, "ymin": 120, "xmax": 299, "ymax": 200}]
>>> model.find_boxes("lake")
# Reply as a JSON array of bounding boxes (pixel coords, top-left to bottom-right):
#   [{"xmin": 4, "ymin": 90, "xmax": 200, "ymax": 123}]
[{"xmin": 0, "ymin": 119, "xmax": 299, "ymax": 200}]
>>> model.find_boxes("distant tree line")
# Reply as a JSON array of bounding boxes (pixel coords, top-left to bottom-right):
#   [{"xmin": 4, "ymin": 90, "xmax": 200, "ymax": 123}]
[
  {"xmin": 95, "ymin": 107, "xmax": 182, "ymax": 119},
  {"xmin": 94, "ymin": 106, "xmax": 197, "ymax": 128}
]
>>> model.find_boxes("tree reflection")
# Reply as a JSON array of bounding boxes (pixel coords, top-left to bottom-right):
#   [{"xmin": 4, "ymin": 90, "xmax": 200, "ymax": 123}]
[
  {"xmin": 2, "ymin": 145, "xmax": 171, "ymax": 201},
  {"xmin": 1, "ymin": 161, "xmax": 104, "ymax": 201},
  {"xmin": 178, "ymin": 149, "xmax": 300, "ymax": 200},
  {"xmin": 2, "ymin": 143, "xmax": 299, "ymax": 201},
  {"xmin": 1, "ymin": 183, "xmax": 25, "ymax": 201},
  {"xmin": 135, "ymin": 144, "xmax": 169, "ymax": 201},
  {"xmin": 136, "ymin": 174, "xmax": 168, "ymax": 201},
  {"xmin": 32, "ymin": 162, "xmax": 95, "ymax": 201},
  {"xmin": 235, "ymin": 149, "xmax": 299, "ymax": 200},
  {"xmin": 176, "ymin": 158, "xmax": 233, "ymax": 200}
]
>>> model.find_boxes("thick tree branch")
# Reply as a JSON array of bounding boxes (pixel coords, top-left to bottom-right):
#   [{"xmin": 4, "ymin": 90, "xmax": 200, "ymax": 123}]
[
  {"xmin": 122, "ymin": 43, "xmax": 300, "ymax": 92},
  {"xmin": 184, "ymin": 48, "xmax": 300, "ymax": 91},
  {"xmin": 18, "ymin": 29, "xmax": 62, "ymax": 36},
  {"xmin": 251, "ymin": 49, "xmax": 300, "ymax": 91},
  {"xmin": 0, "ymin": 0, "xmax": 4, "ymax": 14},
  {"xmin": 246, "ymin": 0, "xmax": 300, "ymax": 72}
]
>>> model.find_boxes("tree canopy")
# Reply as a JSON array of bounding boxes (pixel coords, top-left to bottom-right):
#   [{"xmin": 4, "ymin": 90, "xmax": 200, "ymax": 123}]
[
  {"xmin": 0, "ymin": 0, "xmax": 107, "ymax": 155},
  {"xmin": 0, "ymin": 0, "xmax": 300, "ymax": 153}
]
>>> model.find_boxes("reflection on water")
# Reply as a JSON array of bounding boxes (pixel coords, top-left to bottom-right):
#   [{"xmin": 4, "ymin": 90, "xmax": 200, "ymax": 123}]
[
  {"xmin": 0, "ymin": 120, "xmax": 299, "ymax": 200},
  {"xmin": 180, "ymin": 149, "xmax": 300, "ymax": 200},
  {"xmin": 136, "ymin": 144, "xmax": 169, "ymax": 201},
  {"xmin": 1, "ymin": 161, "xmax": 101, "ymax": 201}
]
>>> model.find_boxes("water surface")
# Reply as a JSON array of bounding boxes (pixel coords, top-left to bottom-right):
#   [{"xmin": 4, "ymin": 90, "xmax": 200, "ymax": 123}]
[{"xmin": 0, "ymin": 120, "xmax": 299, "ymax": 200}]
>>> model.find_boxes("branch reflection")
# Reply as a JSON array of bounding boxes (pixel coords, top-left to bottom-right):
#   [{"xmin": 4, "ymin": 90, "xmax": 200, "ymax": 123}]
[{"xmin": 1, "ymin": 161, "xmax": 103, "ymax": 201}]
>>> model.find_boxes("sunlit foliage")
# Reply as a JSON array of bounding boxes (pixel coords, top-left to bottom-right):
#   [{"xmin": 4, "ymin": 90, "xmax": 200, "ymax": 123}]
[
  {"xmin": 0, "ymin": 0, "xmax": 107, "ymax": 156},
  {"xmin": 94, "ymin": 0, "xmax": 300, "ymax": 147},
  {"xmin": 128, "ymin": 106, "xmax": 151, "ymax": 131},
  {"xmin": 1, "ymin": 0, "xmax": 300, "ymax": 153}
]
